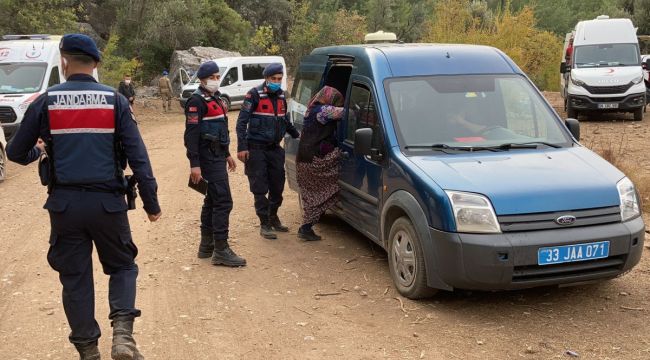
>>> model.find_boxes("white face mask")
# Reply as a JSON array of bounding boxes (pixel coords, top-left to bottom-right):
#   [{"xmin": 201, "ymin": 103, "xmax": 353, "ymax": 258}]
[
  {"xmin": 125, "ymin": 79, "xmax": 131, "ymax": 85},
  {"xmin": 204, "ymin": 79, "xmax": 220, "ymax": 93}
]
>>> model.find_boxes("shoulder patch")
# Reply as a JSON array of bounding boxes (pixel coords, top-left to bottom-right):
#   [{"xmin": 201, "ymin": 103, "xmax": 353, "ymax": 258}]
[
  {"xmin": 189, "ymin": 106, "xmax": 198, "ymax": 112},
  {"xmin": 245, "ymin": 93, "xmax": 252, "ymax": 99}
]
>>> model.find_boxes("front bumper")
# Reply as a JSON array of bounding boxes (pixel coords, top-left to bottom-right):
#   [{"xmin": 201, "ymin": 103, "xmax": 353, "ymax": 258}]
[
  {"xmin": 568, "ymin": 92, "xmax": 645, "ymax": 112},
  {"xmin": 1, "ymin": 123, "xmax": 20, "ymax": 141},
  {"xmin": 429, "ymin": 216, "xmax": 644, "ymax": 291}
]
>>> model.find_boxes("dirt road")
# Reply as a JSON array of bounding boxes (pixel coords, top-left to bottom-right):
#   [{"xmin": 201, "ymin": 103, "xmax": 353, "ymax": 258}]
[{"xmin": 1, "ymin": 100, "xmax": 650, "ymax": 360}]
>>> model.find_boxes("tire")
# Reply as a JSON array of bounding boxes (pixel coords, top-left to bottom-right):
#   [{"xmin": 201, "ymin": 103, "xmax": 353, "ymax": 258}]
[
  {"xmin": 219, "ymin": 96, "xmax": 231, "ymax": 110},
  {"xmin": 633, "ymin": 107, "xmax": 643, "ymax": 121},
  {"xmin": 566, "ymin": 104, "xmax": 578, "ymax": 119},
  {"xmin": 387, "ymin": 216, "xmax": 437, "ymax": 299},
  {"xmin": 0, "ymin": 147, "xmax": 6, "ymax": 182}
]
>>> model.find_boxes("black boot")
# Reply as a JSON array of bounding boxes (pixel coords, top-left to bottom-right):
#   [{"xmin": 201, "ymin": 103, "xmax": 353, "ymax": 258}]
[
  {"xmin": 75, "ymin": 341, "xmax": 101, "ymax": 360},
  {"xmin": 211, "ymin": 239, "xmax": 247, "ymax": 267},
  {"xmin": 111, "ymin": 317, "xmax": 144, "ymax": 360},
  {"xmin": 197, "ymin": 230, "xmax": 214, "ymax": 259},
  {"xmin": 270, "ymin": 214, "xmax": 289, "ymax": 232},
  {"xmin": 259, "ymin": 217, "xmax": 277, "ymax": 239},
  {"xmin": 298, "ymin": 223, "xmax": 322, "ymax": 241}
]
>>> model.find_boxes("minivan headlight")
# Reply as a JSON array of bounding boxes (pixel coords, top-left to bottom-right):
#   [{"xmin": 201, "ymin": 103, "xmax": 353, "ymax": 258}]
[
  {"xmin": 571, "ymin": 77, "xmax": 587, "ymax": 87},
  {"xmin": 617, "ymin": 177, "xmax": 641, "ymax": 222},
  {"xmin": 632, "ymin": 75, "xmax": 644, "ymax": 84},
  {"xmin": 445, "ymin": 191, "xmax": 501, "ymax": 233}
]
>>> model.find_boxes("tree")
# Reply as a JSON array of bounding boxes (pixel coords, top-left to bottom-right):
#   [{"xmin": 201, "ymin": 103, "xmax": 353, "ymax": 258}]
[
  {"xmin": 366, "ymin": 0, "xmax": 434, "ymax": 42},
  {"xmin": 0, "ymin": 0, "xmax": 78, "ymax": 35}
]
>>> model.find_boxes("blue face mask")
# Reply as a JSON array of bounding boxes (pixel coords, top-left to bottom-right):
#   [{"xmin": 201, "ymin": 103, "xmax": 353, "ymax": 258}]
[{"xmin": 267, "ymin": 81, "xmax": 281, "ymax": 92}]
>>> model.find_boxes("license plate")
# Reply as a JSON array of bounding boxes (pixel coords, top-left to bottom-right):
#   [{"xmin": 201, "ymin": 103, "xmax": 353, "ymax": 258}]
[
  {"xmin": 598, "ymin": 103, "xmax": 619, "ymax": 109},
  {"xmin": 538, "ymin": 241, "xmax": 610, "ymax": 265}
]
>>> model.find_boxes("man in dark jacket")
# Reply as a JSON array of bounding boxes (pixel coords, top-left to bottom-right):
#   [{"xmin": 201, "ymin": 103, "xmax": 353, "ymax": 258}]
[
  {"xmin": 236, "ymin": 63, "xmax": 299, "ymax": 240},
  {"xmin": 118, "ymin": 74, "xmax": 136, "ymax": 105},
  {"xmin": 7, "ymin": 34, "xmax": 160, "ymax": 360}
]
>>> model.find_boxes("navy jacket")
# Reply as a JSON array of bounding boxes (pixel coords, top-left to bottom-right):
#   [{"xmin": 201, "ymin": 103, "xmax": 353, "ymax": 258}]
[
  {"xmin": 183, "ymin": 87, "xmax": 231, "ymax": 172},
  {"xmin": 235, "ymin": 84, "xmax": 299, "ymax": 152},
  {"xmin": 7, "ymin": 74, "xmax": 161, "ymax": 215}
]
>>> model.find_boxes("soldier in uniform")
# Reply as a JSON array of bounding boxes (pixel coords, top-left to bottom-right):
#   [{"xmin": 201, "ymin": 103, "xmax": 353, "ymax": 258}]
[
  {"xmin": 6, "ymin": 34, "xmax": 161, "ymax": 360},
  {"xmin": 158, "ymin": 70, "xmax": 173, "ymax": 112},
  {"xmin": 184, "ymin": 61, "xmax": 246, "ymax": 267},
  {"xmin": 236, "ymin": 63, "xmax": 299, "ymax": 240}
]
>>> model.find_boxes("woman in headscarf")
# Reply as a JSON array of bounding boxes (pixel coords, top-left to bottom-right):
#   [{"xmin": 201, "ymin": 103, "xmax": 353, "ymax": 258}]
[{"xmin": 296, "ymin": 86, "xmax": 345, "ymax": 241}]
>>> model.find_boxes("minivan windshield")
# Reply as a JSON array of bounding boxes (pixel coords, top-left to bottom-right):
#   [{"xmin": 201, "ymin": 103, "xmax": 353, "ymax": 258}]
[
  {"xmin": 0, "ymin": 62, "xmax": 47, "ymax": 94},
  {"xmin": 385, "ymin": 74, "xmax": 571, "ymax": 151},
  {"xmin": 574, "ymin": 43, "xmax": 640, "ymax": 68}
]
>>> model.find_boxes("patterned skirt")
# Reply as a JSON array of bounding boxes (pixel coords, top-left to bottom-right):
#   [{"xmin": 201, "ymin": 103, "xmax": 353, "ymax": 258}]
[{"xmin": 296, "ymin": 149, "xmax": 342, "ymax": 225}]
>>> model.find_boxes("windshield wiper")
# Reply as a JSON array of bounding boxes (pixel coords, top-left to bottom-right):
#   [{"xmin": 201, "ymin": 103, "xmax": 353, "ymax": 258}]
[
  {"xmin": 405, "ymin": 144, "xmax": 504, "ymax": 152},
  {"xmin": 496, "ymin": 141, "xmax": 561, "ymax": 149}
]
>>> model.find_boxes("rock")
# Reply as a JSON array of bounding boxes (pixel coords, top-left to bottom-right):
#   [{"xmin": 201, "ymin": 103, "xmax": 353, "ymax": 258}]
[
  {"xmin": 168, "ymin": 47, "xmax": 241, "ymax": 94},
  {"xmin": 136, "ymin": 86, "xmax": 159, "ymax": 99}
]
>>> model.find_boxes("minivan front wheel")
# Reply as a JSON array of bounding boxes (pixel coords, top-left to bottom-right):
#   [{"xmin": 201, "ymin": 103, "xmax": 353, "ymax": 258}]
[{"xmin": 388, "ymin": 217, "xmax": 436, "ymax": 299}]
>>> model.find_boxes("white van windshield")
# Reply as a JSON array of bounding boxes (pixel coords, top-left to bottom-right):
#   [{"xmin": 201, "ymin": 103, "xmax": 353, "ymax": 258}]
[
  {"xmin": 0, "ymin": 63, "xmax": 48, "ymax": 94},
  {"xmin": 574, "ymin": 44, "xmax": 640, "ymax": 68},
  {"xmin": 385, "ymin": 74, "xmax": 571, "ymax": 151}
]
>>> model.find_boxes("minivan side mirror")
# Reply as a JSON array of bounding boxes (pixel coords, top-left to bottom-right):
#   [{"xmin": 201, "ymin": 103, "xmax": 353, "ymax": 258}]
[
  {"xmin": 354, "ymin": 128, "xmax": 373, "ymax": 156},
  {"xmin": 565, "ymin": 118, "xmax": 580, "ymax": 141},
  {"xmin": 560, "ymin": 62, "xmax": 568, "ymax": 74}
]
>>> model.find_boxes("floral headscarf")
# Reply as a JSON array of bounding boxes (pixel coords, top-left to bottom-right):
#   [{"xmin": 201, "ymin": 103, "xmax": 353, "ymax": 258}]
[{"xmin": 305, "ymin": 86, "xmax": 345, "ymax": 119}]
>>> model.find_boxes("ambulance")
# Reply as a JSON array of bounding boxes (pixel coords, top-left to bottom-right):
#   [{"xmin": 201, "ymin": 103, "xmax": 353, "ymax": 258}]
[{"xmin": 0, "ymin": 35, "xmax": 74, "ymax": 141}]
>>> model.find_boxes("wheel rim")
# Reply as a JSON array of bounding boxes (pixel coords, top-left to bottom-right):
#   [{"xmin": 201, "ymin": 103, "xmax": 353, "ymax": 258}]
[{"xmin": 391, "ymin": 230, "xmax": 416, "ymax": 288}]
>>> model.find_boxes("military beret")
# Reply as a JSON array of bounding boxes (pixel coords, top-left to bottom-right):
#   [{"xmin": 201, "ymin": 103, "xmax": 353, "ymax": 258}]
[
  {"xmin": 197, "ymin": 61, "xmax": 219, "ymax": 79},
  {"xmin": 162, "ymin": 70, "xmax": 169, "ymax": 75},
  {"xmin": 263, "ymin": 63, "xmax": 284, "ymax": 77},
  {"xmin": 59, "ymin": 34, "xmax": 101, "ymax": 62}
]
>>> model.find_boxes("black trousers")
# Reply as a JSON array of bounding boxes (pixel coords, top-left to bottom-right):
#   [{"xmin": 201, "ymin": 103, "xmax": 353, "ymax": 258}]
[
  {"xmin": 45, "ymin": 190, "xmax": 140, "ymax": 345},
  {"xmin": 199, "ymin": 154, "xmax": 233, "ymax": 240},
  {"xmin": 245, "ymin": 145, "xmax": 285, "ymax": 220}
]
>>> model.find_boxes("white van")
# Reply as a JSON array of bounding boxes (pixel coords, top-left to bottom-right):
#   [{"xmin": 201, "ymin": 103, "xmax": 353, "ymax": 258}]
[
  {"xmin": 0, "ymin": 35, "xmax": 66, "ymax": 140},
  {"xmin": 560, "ymin": 16, "xmax": 645, "ymax": 120},
  {"xmin": 178, "ymin": 56, "xmax": 287, "ymax": 109}
]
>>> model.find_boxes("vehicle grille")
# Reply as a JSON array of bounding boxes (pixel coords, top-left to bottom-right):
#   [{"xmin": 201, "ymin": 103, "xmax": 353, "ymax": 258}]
[
  {"xmin": 512, "ymin": 255, "xmax": 625, "ymax": 283},
  {"xmin": 583, "ymin": 82, "xmax": 633, "ymax": 94},
  {"xmin": 590, "ymin": 96, "xmax": 625, "ymax": 103},
  {"xmin": 498, "ymin": 206, "xmax": 620, "ymax": 232},
  {"xmin": 182, "ymin": 90, "xmax": 193, "ymax": 99},
  {"xmin": 0, "ymin": 106, "xmax": 17, "ymax": 124}
]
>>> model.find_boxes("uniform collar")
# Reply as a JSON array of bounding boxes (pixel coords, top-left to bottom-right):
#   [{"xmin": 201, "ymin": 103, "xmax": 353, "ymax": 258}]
[{"xmin": 66, "ymin": 73, "xmax": 97, "ymax": 82}]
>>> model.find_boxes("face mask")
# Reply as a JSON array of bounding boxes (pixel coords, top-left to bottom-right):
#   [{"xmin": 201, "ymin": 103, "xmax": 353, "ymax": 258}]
[
  {"xmin": 267, "ymin": 81, "xmax": 281, "ymax": 92},
  {"xmin": 204, "ymin": 79, "xmax": 220, "ymax": 93},
  {"xmin": 125, "ymin": 80, "xmax": 131, "ymax": 85}
]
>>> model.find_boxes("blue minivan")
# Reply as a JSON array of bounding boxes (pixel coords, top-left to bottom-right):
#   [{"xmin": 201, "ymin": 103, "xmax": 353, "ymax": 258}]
[{"xmin": 285, "ymin": 44, "xmax": 644, "ymax": 299}]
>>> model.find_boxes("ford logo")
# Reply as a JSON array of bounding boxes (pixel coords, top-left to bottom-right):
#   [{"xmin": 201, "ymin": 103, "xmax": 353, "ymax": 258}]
[{"xmin": 556, "ymin": 215, "xmax": 577, "ymax": 226}]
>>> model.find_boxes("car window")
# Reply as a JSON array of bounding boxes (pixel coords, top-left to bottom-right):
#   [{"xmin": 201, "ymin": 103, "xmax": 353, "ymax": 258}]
[
  {"xmin": 500, "ymin": 78, "xmax": 549, "ymax": 138},
  {"xmin": 290, "ymin": 76, "xmax": 318, "ymax": 125},
  {"xmin": 242, "ymin": 63, "xmax": 271, "ymax": 81},
  {"xmin": 221, "ymin": 67, "xmax": 238, "ymax": 86},
  {"xmin": 48, "ymin": 67, "xmax": 60, "ymax": 87},
  {"xmin": 346, "ymin": 84, "xmax": 381, "ymax": 147}
]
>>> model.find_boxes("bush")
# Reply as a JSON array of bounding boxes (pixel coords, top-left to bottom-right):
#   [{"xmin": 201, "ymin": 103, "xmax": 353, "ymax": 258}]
[
  {"xmin": 99, "ymin": 34, "xmax": 141, "ymax": 88},
  {"xmin": 424, "ymin": 0, "xmax": 563, "ymax": 91}
]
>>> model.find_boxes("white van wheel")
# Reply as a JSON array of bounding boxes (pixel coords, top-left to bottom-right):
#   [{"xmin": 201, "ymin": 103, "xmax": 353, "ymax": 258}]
[
  {"xmin": 633, "ymin": 108, "xmax": 643, "ymax": 121},
  {"xmin": 388, "ymin": 217, "xmax": 436, "ymax": 299},
  {"xmin": 219, "ymin": 96, "xmax": 231, "ymax": 110}
]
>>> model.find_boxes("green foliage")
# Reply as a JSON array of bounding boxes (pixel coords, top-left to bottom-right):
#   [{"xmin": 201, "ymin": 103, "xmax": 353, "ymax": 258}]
[
  {"xmin": 425, "ymin": 0, "xmax": 563, "ymax": 90},
  {"xmin": 99, "ymin": 34, "xmax": 140, "ymax": 88},
  {"xmin": 0, "ymin": 0, "xmax": 78, "ymax": 35},
  {"xmin": 366, "ymin": 0, "xmax": 434, "ymax": 42},
  {"xmin": 251, "ymin": 26, "xmax": 281, "ymax": 55},
  {"xmin": 287, "ymin": 0, "xmax": 367, "ymax": 69}
]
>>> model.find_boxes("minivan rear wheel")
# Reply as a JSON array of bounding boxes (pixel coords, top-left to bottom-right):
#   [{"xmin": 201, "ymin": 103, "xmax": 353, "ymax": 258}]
[{"xmin": 388, "ymin": 216, "xmax": 436, "ymax": 299}]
